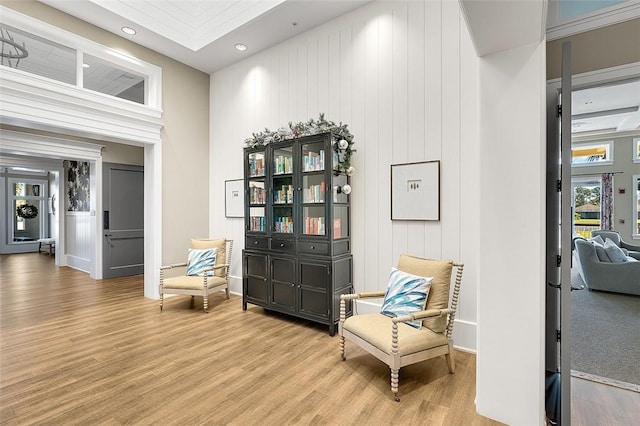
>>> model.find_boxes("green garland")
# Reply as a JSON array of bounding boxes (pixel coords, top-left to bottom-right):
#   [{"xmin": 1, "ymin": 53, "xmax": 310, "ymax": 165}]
[
  {"xmin": 16, "ymin": 203, "xmax": 38, "ymax": 219},
  {"xmin": 243, "ymin": 113, "xmax": 356, "ymax": 174}
]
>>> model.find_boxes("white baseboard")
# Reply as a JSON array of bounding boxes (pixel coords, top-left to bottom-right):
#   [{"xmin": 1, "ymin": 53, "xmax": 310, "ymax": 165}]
[
  {"xmin": 355, "ymin": 300, "xmax": 477, "ymax": 352},
  {"xmin": 227, "ymin": 278, "xmax": 477, "ymax": 352},
  {"xmin": 66, "ymin": 255, "xmax": 90, "ymax": 274}
]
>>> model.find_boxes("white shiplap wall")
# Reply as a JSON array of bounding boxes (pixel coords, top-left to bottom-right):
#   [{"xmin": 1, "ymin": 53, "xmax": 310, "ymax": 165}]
[{"xmin": 210, "ymin": 0, "xmax": 480, "ymax": 351}]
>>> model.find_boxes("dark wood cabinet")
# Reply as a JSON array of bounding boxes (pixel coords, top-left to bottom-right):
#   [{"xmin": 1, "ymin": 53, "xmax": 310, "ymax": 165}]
[{"xmin": 242, "ymin": 132, "xmax": 353, "ymax": 335}]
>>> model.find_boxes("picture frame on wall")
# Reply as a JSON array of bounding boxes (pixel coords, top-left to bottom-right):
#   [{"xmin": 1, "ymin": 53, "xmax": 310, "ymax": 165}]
[
  {"xmin": 225, "ymin": 179, "xmax": 244, "ymax": 218},
  {"xmin": 391, "ymin": 160, "xmax": 440, "ymax": 221}
]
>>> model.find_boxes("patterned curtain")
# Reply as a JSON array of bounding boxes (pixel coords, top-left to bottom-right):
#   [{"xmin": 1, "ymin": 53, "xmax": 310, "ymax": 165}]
[{"xmin": 601, "ymin": 173, "xmax": 614, "ymax": 230}]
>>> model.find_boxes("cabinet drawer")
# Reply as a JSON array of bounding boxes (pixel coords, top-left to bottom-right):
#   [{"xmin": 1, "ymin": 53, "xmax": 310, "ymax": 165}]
[
  {"xmin": 299, "ymin": 241, "xmax": 329, "ymax": 255},
  {"xmin": 270, "ymin": 238, "xmax": 296, "ymax": 253},
  {"xmin": 246, "ymin": 236, "xmax": 268, "ymax": 250}
]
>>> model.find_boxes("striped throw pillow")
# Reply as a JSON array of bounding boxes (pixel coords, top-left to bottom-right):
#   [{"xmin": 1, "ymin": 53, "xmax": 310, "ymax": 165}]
[
  {"xmin": 186, "ymin": 248, "xmax": 217, "ymax": 277},
  {"xmin": 380, "ymin": 267, "xmax": 433, "ymax": 329}
]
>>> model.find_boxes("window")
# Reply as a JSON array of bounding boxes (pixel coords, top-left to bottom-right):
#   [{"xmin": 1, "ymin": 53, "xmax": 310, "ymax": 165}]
[
  {"xmin": 0, "ymin": 24, "xmax": 76, "ymax": 85},
  {"xmin": 572, "ymin": 177, "xmax": 601, "ymax": 238},
  {"xmin": 83, "ymin": 53, "xmax": 145, "ymax": 104},
  {"xmin": 634, "ymin": 138, "xmax": 640, "ymax": 164},
  {"xmin": 8, "ymin": 178, "xmax": 47, "ymax": 243},
  {"xmin": 0, "ymin": 8, "xmax": 160, "ymax": 108},
  {"xmin": 571, "ymin": 141, "xmax": 613, "ymax": 166},
  {"xmin": 634, "ymin": 175, "xmax": 640, "ymax": 238}
]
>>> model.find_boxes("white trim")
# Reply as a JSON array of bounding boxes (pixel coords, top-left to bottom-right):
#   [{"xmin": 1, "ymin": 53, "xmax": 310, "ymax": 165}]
[
  {"xmin": 0, "ymin": 68, "xmax": 163, "ymax": 145},
  {"xmin": 548, "ymin": 62, "xmax": 640, "ymax": 92},
  {"xmin": 546, "ymin": 0, "xmax": 640, "ymax": 41},
  {"xmin": 0, "ymin": 5, "xmax": 162, "ymax": 109},
  {"xmin": 573, "ymin": 130, "xmax": 640, "ymax": 143},
  {"xmin": 0, "ymin": 130, "xmax": 104, "ymax": 160},
  {"xmin": 0, "ymin": 132, "xmax": 161, "ymax": 300}
]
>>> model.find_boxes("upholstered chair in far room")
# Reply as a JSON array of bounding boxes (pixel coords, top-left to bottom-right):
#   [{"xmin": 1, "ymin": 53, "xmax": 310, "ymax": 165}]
[
  {"xmin": 591, "ymin": 230, "xmax": 640, "ymax": 260},
  {"xmin": 160, "ymin": 239, "xmax": 233, "ymax": 313},
  {"xmin": 339, "ymin": 254, "xmax": 464, "ymax": 401}
]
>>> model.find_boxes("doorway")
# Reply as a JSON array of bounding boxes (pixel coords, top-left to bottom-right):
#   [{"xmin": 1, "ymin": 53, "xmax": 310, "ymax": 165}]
[
  {"xmin": 102, "ymin": 162, "xmax": 144, "ymax": 278},
  {"xmin": 571, "ymin": 177, "xmax": 601, "ymax": 239}
]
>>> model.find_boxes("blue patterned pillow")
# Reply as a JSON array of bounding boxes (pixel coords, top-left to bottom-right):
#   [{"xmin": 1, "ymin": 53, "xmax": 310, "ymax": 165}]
[
  {"xmin": 186, "ymin": 248, "xmax": 217, "ymax": 276},
  {"xmin": 381, "ymin": 267, "xmax": 433, "ymax": 329}
]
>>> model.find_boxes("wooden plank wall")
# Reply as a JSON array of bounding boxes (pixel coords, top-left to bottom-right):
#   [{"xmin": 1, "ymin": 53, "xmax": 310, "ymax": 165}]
[{"xmin": 210, "ymin": 0, "xmax": 480, "ymax": 351}]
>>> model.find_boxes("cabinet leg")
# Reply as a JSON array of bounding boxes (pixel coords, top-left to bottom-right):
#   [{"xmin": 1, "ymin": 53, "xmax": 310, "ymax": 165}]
[{"xmin": 329, "ymin": 323, "xmax": 335, "ymax": 336}]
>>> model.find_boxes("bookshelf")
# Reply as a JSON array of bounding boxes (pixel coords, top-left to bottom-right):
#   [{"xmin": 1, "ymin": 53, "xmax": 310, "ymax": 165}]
[{"xmin": 242, "ymin": 132, "xmax": 353, "ymax": 335}]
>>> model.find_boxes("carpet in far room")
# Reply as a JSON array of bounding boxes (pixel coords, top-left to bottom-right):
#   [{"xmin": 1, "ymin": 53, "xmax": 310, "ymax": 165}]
[{"xmin": 570, "ymin": 268, "xmax": 640, "ymax": 389}]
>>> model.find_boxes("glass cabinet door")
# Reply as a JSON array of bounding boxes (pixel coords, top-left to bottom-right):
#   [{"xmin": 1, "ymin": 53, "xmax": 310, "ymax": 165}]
[
  {"xmin": 301, "ymin": 140, "xmax": 327, "ymax": 236},
  {"xmin": 272, "ymin": 145, "xmax": 294, "ymax": 234},
  {"xmin": 301, "ymin": 140, "xmax": 325, "ymax": 172},
  {"xmin": 331, "ymin": 174, "xmax": 349, "ymax": 239},
  {"xmin": 247, "ymin": 150, "xmax": 266, "ymax": 233},
  {"xmin": 248, "ymin": 151, "xmax": 265, "ymax": 177}
]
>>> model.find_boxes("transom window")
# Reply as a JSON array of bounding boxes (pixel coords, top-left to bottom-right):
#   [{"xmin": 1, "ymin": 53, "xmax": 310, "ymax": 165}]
[
  {"xmin": 0, "ymin": 7, "xmax": 161, "ymax": 108},
  {"xmin": 571, "ymin": 141, "xmax": 613, "ymax": 166},
  {"xmin": 633, "ymin": 138, "xmax": 640, "ymax": 164}
]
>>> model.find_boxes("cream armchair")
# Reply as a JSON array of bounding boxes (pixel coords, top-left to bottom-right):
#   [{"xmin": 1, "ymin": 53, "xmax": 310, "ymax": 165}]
[
  {"xmin": 160, "ymin": 239, "xmax": 233, "ymax": 312},
  {"xmin": 339, "ymin": 254, "xmax": 464, "ymax": 401}
]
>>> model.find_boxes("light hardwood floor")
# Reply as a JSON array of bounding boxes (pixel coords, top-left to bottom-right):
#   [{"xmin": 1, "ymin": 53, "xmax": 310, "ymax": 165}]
[{"xmin": 1, "ymin": 254, "xmax": 638, "ymax": 425}]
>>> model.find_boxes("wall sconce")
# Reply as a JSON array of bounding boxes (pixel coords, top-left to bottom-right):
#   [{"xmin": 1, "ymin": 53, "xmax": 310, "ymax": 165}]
[{"xmin": 338, "ymin": 139, "xmax": 349, "ymax": 150}]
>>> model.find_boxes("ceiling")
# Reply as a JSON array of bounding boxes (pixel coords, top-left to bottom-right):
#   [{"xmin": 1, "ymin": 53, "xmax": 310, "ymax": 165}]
[
  {"xmin": 24, "ymin": 0, "xmax": 640, "ymax": 136},
  {"xmin": 572, "ymin": 79, "xmax": 640, "ymax": 135},
  {"xmin": 38, "ymin": 0, "xmax": 372, "ymax": 74}
]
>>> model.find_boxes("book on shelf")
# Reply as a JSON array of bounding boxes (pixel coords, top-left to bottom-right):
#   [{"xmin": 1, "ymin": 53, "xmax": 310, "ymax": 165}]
[
  {"xmin": 274, "ymin": 155, "xmax": 292, "ymax": 174},
  {"xmin": 333, "ymin": 218, "xmax": 341, "ymax": 238},
  {"xmin": 303, "ymin": 182, "xmax": 325, "ymax": 203},
  {"xmin": 304, "ymin": 217, "xmax": 325, "ymax": 235},
  {"xmin": 303, "ymin": 150, "xmax": 325, "ymax": 172},
  {"xmin": 274, "ymin": 216, "xmax": 294, "ymax": 233}
]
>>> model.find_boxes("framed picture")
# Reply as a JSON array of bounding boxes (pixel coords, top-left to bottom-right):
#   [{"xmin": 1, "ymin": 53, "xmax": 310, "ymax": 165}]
[
  {"xmin": 225, "ymin": 179, "xmax": 244, "ymax": 218},
  {"xmin": 391, "ymin": 160, "xmax": 440, "ymax": 221}
]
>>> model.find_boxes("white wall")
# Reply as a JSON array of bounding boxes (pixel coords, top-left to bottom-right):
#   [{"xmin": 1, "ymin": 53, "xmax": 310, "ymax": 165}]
[
  {"xmin": 210, "ymin": 0, "xmax": 480, "ymax": 350},
  {"xmin": 476, "ymin": 41, "xmax": 546, "ymax": 425},
  {"xmin": 211, "ymin": 1, "xmax": 549, "ymax": 423}
]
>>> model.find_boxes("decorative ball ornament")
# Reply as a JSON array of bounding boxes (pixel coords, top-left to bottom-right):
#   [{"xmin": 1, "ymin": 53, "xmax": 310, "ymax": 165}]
[
  {"xmin": 338, "ymin": 139, "xmax": 349, "ymax": 150},
  {"xmin": 345, "ymin": 166, "xmax": 355, "ymax": 176}
]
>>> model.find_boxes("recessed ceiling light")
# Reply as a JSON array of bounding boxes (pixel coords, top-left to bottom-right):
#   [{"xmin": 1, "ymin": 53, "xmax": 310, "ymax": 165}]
[
  {"xmin": 121, "ymin": 26, "xmax": 137, "ymax": 35},
  {"xmin": 82, "ymin": 63, "xmax": 90, "ymax": 68},
  {"xmin": 235, "ymin": 43, "xmax": 247, "ymax": 51}
]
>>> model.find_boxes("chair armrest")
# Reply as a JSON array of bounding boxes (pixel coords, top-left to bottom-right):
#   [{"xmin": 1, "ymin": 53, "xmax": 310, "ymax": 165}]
[
  {"xmin": 620, "ymin": 240, "xmax": 640, "ymax": 252},
  {"xmin": 391, "ymin": 307, "xmax": 454, "ymax": 324},
  {"xmin": 339, "ymin": 291, "xmax": 386, "ymax": 324},
  {"xmin": 340, "ymin": 291, "xmax": 385, "ymax": 301},
  {"xmin": 160, "ymin": 262, "xmax": 188, "ymax": 270},
  {"xmin": 212, "ymin": 264, "xmax": 230, "ymax": 270}
]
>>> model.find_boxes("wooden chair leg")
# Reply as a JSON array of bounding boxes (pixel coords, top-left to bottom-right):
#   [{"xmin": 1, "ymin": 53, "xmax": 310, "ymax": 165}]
[
  {"xmin": 391, "ymin": 368, "xmax": 400, "ymax": 402},
  {"xmin": 190, "ymin": 295, "xmax": 195, "ymax": 308},
  {"xmin": 445, "ymin": 341, "xmax": 456, "ymax": 373},
  {"xmin": 225, "ymin": 286, "xmax": 230, "ymax": 299},
  {"xmin": 203, "ymin": 294, "xmax": 209, "ymax": 313},
  {"xmin": 340, "ymin": 336, "xmax": 346, "ymax": 361}
]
